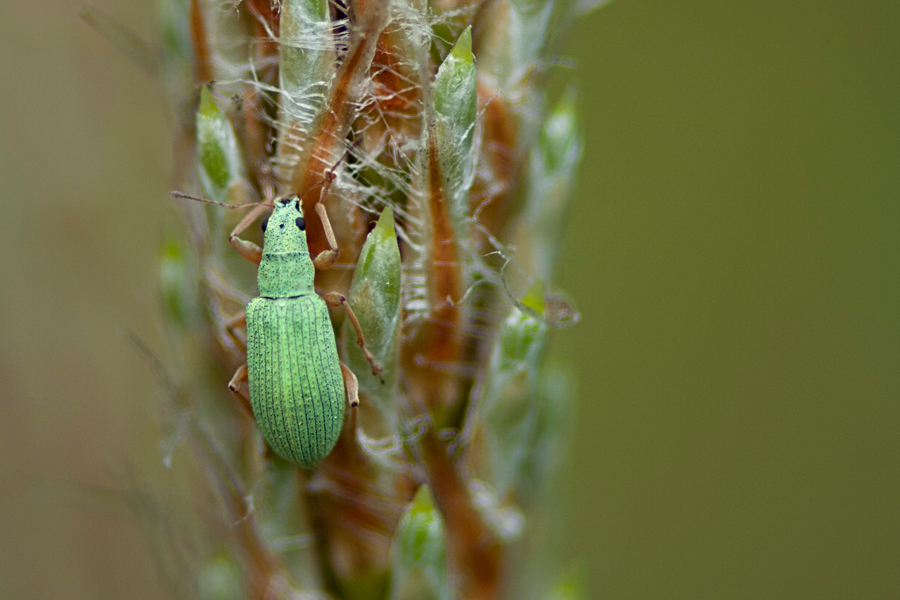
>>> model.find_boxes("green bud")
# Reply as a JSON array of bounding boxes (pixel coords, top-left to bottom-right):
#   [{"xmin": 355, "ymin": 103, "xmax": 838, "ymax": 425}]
[
  {"xmin": 525, "ymin": 86, "xmax": 583, "ymax": 280},
  {"xmin": 433, "ymin": 26, "xmax": 477, "ymax": 238},
  {"xmin": 158, "ymin": 229, "xmax": 193, "ymax": 330},
  {"xmin": 389, "ymin": 486, "xmax": 450, "ymax": 600},
  {"xmin": 198, "ymin": 556, "xmax": 244, "ymax": 600},
  {"xmin": 434, "ymin": 27, "xmax": 476, "ymax": 129},
  {"xmin": 343, "ymin": 208, "xmax": 402, "ymax": 430},
  {"xmin": 481, "ymin": 281, "xmax": 549, "ymax": 499},
  {"xmin": 538, "ymin": 86, "xmax": 581, "ymax": 173},
  {"xmin": 196, "ymin": 86, "xmax": 244, "ymax": 203}
]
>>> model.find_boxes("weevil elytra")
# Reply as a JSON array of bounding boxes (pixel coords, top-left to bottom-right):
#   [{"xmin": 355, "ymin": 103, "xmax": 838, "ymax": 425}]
[{"xmin": 198, "ymin": 186, "xmax": 383, "ymax": 468}]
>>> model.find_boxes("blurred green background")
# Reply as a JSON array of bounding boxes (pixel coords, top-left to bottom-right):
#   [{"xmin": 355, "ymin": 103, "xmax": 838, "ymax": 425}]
[{"xmin": 1, "ymin": 1, "xmax": 897, "ymax": 598}]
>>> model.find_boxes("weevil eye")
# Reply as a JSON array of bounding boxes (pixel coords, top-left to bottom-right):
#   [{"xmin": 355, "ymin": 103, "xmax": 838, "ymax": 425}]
[
  {"xmin": 261, "ymin": 218, "xmax": 268, "ymax": 232},
  {"xmin": 295, "ymin": 201, "xmax": 302, "ymax": 212},
  {"xmin": 296, "ymin": 217, "xmax": 306, "ymax": 230}
]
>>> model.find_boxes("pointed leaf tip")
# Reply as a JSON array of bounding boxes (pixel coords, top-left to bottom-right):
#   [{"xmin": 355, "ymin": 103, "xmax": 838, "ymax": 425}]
[
  {"xmin": 434, "ymin": 26, "xmax": 476, "ymax": 120},
  {"xmin": 451, "ymin": 26, "xmax": 473, "ymax": 64},
  {"xmin": 390, "ymin": 485, "xmax": 449, "ymax": 600},
  {"xmin": 199, "ymin": 84, "xmax": 217, "ymax": 115},
  {"xmin": 374, "ymin": 205, "xmax": 396, "ymax": 239},
  {"xmin": 410, "ymin": 483, "xmax": 437, "ymax": 515}
]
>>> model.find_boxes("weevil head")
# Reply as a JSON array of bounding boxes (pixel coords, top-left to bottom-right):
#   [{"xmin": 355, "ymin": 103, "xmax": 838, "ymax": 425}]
[
  {"xmin": 257, "ymin": 195, "xmax": 315, "ymax": 297},
  {"xmin": 261, "ymin": 195, "xmax": 309, "ymax": 254}
]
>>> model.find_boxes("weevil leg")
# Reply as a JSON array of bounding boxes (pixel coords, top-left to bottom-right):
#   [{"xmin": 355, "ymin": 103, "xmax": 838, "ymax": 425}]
[
  {"xmin": 228, "ymin": 363, "xmax": 248, "ymax": 391},
  {"xmin": 339, "ymin": 361, "xmax": 360, "ymax": 408},
  {"xmin": 312, "ymin": 195, "xmax": 339, "ymax": 270},
  {"xmin": 227, "ymin": 163, "xmax": 278, "ymax": 265},
  {"xmin": 223, "ymin": 310, "xmax": 247, "ymax": 352},
  {"xmin": 228, "ymin": 203, "xmax": 268, "ymax": 265},
  {"xmin": 227, "ymin": 363, "xmax": 254, "ymax": 416},
  {"xmin": 310, "ymin": 141, "xmax": 360, "ymax": 270},
  {"xmin": 169, "ymin": 190, "xmax": 269, "ymax": 264},
  {"xmin": 322, "ymin": 292, "xmax": 384, "ymax": 379},
  {"xmin": 226, "ymin": 309, "xmax": 246, "ymax": 328}
]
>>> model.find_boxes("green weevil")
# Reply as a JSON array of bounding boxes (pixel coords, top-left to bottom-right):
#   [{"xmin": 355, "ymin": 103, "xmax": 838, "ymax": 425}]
[{"xmin": 212, "ymin": 191, "xmax": 383, "ymax": 468}]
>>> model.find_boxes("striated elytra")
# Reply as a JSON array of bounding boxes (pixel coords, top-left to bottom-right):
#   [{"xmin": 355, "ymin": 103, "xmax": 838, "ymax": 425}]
[{"xmin": 246, "ymin": 197, "xmax": 345, "ymax": 467}]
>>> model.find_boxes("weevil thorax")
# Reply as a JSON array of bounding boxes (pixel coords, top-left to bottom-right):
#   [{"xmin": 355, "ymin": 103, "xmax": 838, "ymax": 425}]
[{"xmin": 257, "ymin": 196, "xmax": 315, "ymax": 298}]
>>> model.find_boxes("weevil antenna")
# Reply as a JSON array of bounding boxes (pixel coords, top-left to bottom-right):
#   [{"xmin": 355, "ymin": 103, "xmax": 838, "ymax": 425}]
[{"xmin": 170, "ymin": 190, "xmax": 274, "ymax": 210}]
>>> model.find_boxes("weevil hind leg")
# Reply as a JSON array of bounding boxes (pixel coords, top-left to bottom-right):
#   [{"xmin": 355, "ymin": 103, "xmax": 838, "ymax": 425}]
[
  {"xmin": 227, "ymin": 363, "xmax": 254, "ymax": 416},
  {"xmin": 323, "ymin": 292, "xmax": 384, "ymax": 380},
  {"xmin": 339, "ymin": 361, "xmax": 360, "ymax": 408}
]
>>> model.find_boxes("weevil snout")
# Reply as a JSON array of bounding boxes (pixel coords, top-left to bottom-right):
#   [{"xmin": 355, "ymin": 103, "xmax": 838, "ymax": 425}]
[{"xmin": 275, "ymin": 195, "xmax": 302, "ymax": 211}]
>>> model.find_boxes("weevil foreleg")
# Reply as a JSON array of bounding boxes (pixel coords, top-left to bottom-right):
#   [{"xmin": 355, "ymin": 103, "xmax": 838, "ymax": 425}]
[
  {"xmin": 227, "ymin": 363, "xmax": 254, "ymax": 416},
  {"xmin": 322, "ymin": 292, "xmax": 384, "ymax": 379},
  {"xmin": 228, "ymin": 203, "xmax": 268, "ymax": 265},
  {"xmin": 309, "ymin": 142, "xmax": 361, "ymax": 270},
  {"xmin": 168, "ymin": 191, "xmax": 269, "ymax": 264},
  {"xmin": 312, "ymin": 184, "xmax": 339, "ymax": 270},
  {"xmin": 339, "ymin": 361, "xmax": 360, "ymax": 407}
]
